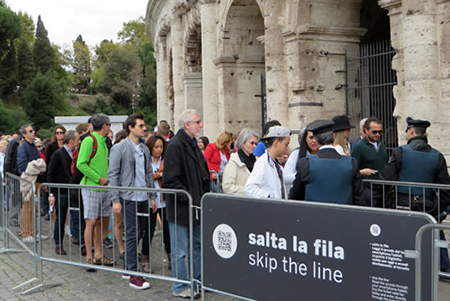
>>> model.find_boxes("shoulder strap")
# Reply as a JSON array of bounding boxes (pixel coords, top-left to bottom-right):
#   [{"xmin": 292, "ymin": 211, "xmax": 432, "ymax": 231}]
[{"xmin": 84, "ymin": 134, "xmax": 98, "ymax": 184}]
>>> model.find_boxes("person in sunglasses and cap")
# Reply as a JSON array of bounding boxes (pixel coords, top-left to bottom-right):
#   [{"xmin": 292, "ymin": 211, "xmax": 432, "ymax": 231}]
[
  {"xmin": 289, "ymin": 120, "xmax": 365, "ymax": 205},
  {"xmin": 379, "ymin": 117, "xmax": 450, "ymax": 280}
]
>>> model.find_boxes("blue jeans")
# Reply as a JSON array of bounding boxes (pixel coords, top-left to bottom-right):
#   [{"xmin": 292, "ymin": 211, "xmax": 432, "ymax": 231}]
[{"xmin": 169, "ymin": 222, "xmax": 201, "ymax": 292}]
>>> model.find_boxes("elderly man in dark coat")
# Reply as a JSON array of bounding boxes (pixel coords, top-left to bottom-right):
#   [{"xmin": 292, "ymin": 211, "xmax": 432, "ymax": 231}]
[{"xmin": 162, "ymin": 109, "xmax": 210, "ymax": 299}]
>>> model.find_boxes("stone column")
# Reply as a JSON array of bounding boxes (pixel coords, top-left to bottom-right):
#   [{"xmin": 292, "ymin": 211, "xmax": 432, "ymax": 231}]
[
  {"xmin": 171, "ymin": 16, "xmax": 186, "ymax": 130},
  {"xmin": 156, "ymin": 36, "xmax": 171, "ymax": 124},
  {"xmin": 183, "ymin": 72, "xmax": 203, "ymax": 118},
  {"xmin": 201, "ymin": 0, "xmax": 220, "ymax": 139},
  {"xmin": 264, "ymin": 0, "xmax": 289, "ymax": 126}
]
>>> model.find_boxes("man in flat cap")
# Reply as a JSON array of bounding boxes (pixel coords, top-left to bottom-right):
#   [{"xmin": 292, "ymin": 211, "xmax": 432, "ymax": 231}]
[
  {"xmin": 289, "ymin": 120, "xmax": 365, "ymax": 205},
  {"xmin": 379, "ymin": 117, "xmax": 450, "ymax": 279}
]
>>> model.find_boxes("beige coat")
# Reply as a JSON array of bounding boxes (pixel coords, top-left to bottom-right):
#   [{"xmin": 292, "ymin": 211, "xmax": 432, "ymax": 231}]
[
  {"xmin": 222, "ymin": 152, "xmax": 250, "ymax": 195},
  {"xmin": 20, "ymin": 158, "xmax": 46, "ymax": 201}
]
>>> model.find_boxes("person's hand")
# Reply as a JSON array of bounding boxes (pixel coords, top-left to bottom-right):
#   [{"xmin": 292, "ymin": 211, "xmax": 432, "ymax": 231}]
[
  {"xmin": 113, "ymin": 202, "xmax": 122, "ymax": 214},
  {"xmin": 360, "ymin": 168, "xmax": 377, "ymax": 177},
  {"xmin": 48, "ymin": 195, "xmax": 55, "ymax": 207},
  {"xmin": 41, "ymin": 185, "xmax": 48, "ymax": 192},
  {"xmin": 211, "ymin": 173, "xmax": 217, "ymax": 180},
  {"xmin": 150, "ymin": 200, "xmax": 157, "ymax": 213},
  {"xmin": 99, "ymin": 177, "xmax": 108, "ymax": 186}
]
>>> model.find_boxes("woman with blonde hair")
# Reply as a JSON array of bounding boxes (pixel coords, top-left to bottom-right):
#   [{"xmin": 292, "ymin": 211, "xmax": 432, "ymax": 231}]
[
  {"xmin": 203, "ymin": 130, "xmax": 232, "ymax": 192},
  {"xmin": 332, "ymin": 115, "xmax": 355, "ymax": 156}
]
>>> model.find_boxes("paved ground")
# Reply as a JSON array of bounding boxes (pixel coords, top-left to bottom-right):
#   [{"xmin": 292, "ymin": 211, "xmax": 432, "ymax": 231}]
[
  {"xmin": 0, "ymin": 213, "xmax": 238, "ymax": 301},
  {"xmin": 1, "ymin": 213, "xmax": 450, "ymax": 301}
]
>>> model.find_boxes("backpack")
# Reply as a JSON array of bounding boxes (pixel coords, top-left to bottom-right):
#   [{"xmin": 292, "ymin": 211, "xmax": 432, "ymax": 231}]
[{"xmin": 72, "ymin": 134, "xmax": 97, "ymax": 184}]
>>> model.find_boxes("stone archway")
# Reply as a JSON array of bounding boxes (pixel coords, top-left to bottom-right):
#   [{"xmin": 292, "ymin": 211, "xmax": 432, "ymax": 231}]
[{"xmin": 215, "ymin": 0, "xmax": 266, "ymax": 135}]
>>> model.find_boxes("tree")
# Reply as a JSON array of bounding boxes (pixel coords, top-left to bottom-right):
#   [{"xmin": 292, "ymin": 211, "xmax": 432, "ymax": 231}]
[
  {"xmin": 0, "ymin": 5, "xmax": 21, "ymax": 61},
  {"xmin": 17, "ymin": 38, "xmax": 35, "ymax": 89},
  {"xmin": 118, "ymin": 17, "xmax": 147, "ymax": 50},
  {"xmin": 94, "ymin": 39, "xmax": 117, "ymax": 68},
  {"xmin": 0, "ymin": 40, "xmax": 18, "ymax": 96},
  {"xmin": 72, "ymin": 35, "xmax": 91, "ymax": 91},
  {"xmin": 23, "ymin": 71, "xmax": 65, "ymax": 129},
  {"xmin": 33, "ymin": 15, "xmax": 55, "ymax": 74},
  {"xmin": 99, "ymin": 47, "xmax": 139, "ymax": 108},
  {"xmin": 0, "ymin": 99, "xmax": 29, "ymax": 134},
  {"xmin": 17, "ymin": 11, "xmax": 35, "ymax": 45}
]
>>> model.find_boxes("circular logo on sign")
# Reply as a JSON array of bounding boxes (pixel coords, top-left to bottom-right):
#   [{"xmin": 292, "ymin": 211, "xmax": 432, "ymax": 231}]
[
  {"xmin": 370, "ymin": 224, "xmax": 381, "ymax": 237},
  {"xmin": 212, "ymin": 224, "xmax": 238, "ymax": 259}
]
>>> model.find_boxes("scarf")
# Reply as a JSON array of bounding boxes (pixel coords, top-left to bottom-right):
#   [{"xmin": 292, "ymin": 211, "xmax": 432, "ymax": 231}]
[{"xmin": 238, "ymin": 149, "xmax": 256, "ymax": 172}]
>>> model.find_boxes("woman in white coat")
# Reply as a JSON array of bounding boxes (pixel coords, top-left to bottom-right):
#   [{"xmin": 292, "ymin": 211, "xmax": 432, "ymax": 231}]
[{"xmin": 222, "ymin": 128, "xmax": 258, "ymax": 195}]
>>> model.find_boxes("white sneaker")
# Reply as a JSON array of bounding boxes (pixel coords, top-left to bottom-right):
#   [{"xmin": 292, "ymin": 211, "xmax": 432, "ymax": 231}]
[
  {"xmin": 65, "ymin": 225, "xmax": 71, "ymax": 236},
  {"xmin": 129, "ymin": 276, "xmax": 150, "ymax": 290},
  {"xmin": 39, "ymin": 234, "xmax": 49, "ymax": 240},
  {"xmin": 22, "ymin": 236, "xmax": 36, "ymax": 243},
  {"xmin": 172, "ymin": 288, "xmax": 199, "ymax": 299}
]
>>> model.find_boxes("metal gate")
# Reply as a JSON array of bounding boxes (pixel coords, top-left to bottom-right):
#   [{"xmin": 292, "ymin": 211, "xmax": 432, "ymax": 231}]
[{"xmin": 345, "ymin": 40, "xmax": 398, "ymax": 154}]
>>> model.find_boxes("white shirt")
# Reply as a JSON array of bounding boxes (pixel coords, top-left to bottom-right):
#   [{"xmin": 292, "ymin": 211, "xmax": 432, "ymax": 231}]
[
  {"xmin": 245, "ymin": 150, "xmax": 286, "ymax": 199},
  {"xmin": 283, "ymin": 148, "xmax": 299, "ymax": 185},
  {"xmin": 151, "ymin": 156, "xmax": 165, "ymax": 208}
]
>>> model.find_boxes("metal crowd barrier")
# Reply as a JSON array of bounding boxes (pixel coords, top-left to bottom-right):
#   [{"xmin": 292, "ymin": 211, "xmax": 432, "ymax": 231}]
[
  {"xmin": 364, "ymin": 179, "xmax": 450, "ymax": 300},
  {"xmin": 209, "ymin": 170, "xmax": 222, "ymax": 193},
  {"xmin": 1, "ymin": 176, "xmax": 199, "ymax": 299},
  {"xmin": 0, "ymin": 173, "xmax": 42, "ymax": 293}
]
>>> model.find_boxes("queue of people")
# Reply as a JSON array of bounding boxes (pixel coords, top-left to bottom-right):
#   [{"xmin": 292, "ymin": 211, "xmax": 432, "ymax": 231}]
[{"xmin": 2, "ymin": 110, "xmax": 450, "ymax": 298}]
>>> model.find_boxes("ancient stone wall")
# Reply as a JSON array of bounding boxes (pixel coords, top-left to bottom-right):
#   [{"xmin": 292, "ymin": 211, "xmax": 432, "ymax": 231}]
[{"xmin": 146, "ymin": 0, "xmax": 450, "ymax": 157}]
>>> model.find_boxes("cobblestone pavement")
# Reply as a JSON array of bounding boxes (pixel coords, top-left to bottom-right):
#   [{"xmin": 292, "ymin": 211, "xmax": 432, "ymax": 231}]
[
  {"xmin": 1, "ymin": 214, "xmax": 450, "ymax": 300},
  {"xmin": 0, "ymin": 213, "xmax": 238, "ymax": 301}
]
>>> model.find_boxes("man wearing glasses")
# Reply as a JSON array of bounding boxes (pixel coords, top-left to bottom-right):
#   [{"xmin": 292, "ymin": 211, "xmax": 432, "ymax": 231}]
[
  {"xmin": 17, "ymin": 124, "xmax": 48, "ymax": 243},
  {"xmin": 351, "ymin": 117, "xmax": 388, "ymax": 179},
  {"xmin": 351, "ymin": 117, "xmax": 388, "ymax": 206},
  {"xmin": 163, "ymin": 109, "xmax": 210, "ymax": 298}
]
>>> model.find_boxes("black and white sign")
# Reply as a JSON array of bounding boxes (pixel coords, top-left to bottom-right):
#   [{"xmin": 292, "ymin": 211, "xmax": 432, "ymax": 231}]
[{"xmin": 202, "ymin": 194, "xmax": 435, "ymax": 301}]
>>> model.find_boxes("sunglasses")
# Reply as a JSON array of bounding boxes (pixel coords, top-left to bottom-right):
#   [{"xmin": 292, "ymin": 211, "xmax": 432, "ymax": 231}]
[
  {"xmin": 138, "ymin": 124, "xmax": 146, "ymax": 128},
  {"xmin": 371, "ymin": 130, "xmax": 383, "ymax": 134},
  {"xmin": 28, "ymin": 129, "xmax": 35, "ymax": 133},
  {"xmin": 249, "ymin": 141, "xmax": 258, "ymax": 145},
  {"xmin": 55, "ymin": 131, "xmax": 64, "ymax": 134}
]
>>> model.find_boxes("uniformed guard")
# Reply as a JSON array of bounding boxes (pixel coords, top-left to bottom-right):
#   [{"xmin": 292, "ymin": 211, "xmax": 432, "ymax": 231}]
[
  {"xmin": 379, "ymin": 117, "xmax": 450, "ymax": 280},
  {"xmin": 379, "ymin": 117, "xmax": 450, "ymax": 213},
  {"xmin": 289, "ymin": 120, "xmax": 365, "ymax": 205}
]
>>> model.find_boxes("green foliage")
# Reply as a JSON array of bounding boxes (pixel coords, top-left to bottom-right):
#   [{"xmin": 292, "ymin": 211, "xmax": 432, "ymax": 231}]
[
  {"xmin": 36, "ymin": 128, "xmax": 52, "ymax": 140},
  {"xmin": 0, "ymin": 6, "xmax": 21, "ymax": 61},
  {"xmin": 17, "ymin": 11, "xmax": 35, "ymax": 45},
  {"xmin": 72, "ymin": 35, "xmax": 91, "ymax": 90},
  {"xmin": 22, "ymin": 71, "xmax": 66, "ymax": 130},
  {"xmin": 33, "ymin": 15, "xmax": 55, "ymax": 74},
  {"xmin": 118, "ymin": 17, "xmax": 147, "ymax": 49},
  {"xmin": 17, "ymin": 38, "xmax": 35, "ymax": 89},
  {"xmin": 0, "ymin": 40, "xmax": 18, "ymax": 96},
  {"xmin": 0, "ymin": 99, "xmax": 29, "ymax": 134},
  {"xmin": 98, "ymin": 47, "xmax": 139, "ymax": 106},
  {"xmin": 93, "ymin": 39, "xmax": 117, "ymax": 68}
]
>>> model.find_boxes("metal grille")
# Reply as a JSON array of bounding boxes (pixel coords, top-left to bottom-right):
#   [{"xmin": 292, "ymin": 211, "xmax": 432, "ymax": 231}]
[{"xmin": 346, "ymin": 40, "xmax": 398, "ymax": 154}]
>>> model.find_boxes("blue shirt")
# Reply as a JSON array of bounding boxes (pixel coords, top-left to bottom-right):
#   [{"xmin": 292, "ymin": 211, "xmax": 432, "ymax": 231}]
[{"xmin": 253, "ymin": 141, "xmax": 267, "ymax": 157}]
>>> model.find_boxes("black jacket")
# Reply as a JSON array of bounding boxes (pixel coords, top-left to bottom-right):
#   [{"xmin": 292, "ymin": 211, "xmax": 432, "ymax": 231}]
[
  {"xmin": 162, "ymin": 130, "xmax": 210, "ymax": 226},
  {"xmin": 4, "ymin": 136, "xmax": 21, "ymax": 176},
  {"xmin": 47, "ymin": 146, "xmax": 73, "ymax": 195}
]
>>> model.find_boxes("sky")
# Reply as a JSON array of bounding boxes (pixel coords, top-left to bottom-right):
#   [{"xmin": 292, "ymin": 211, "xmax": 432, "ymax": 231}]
[{"xmin": 7, "ymin": 0, "xmax": 149, "ymax": 47}]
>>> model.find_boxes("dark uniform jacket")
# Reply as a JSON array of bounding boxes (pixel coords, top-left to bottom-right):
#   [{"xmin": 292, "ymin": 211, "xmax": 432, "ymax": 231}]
[
  {"xmin": 379, "ymin": 136, "xmax": 450, "ymax": 211},
  {"xmin": 289, "ymin": 147, "xmax": 366, "ymax": 205},
  {"xmin": 162, "ymin": 129, "xmax": 210, "ymax": 226}
]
